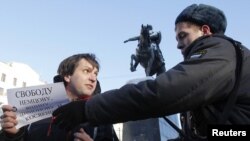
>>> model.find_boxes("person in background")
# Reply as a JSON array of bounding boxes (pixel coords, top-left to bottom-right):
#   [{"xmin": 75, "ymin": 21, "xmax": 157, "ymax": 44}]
[
  {"xmin": 1, "ymin": 53, "xmax": 118, "ymax": 141},
  {"xmin": 52, "ymin": 4, "xmax": 250, "ymax": 141}
]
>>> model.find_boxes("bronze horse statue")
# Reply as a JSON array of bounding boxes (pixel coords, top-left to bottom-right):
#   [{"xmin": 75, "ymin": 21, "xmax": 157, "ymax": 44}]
[{"xmin": 124, "ymin": 24, "xmax": 166, "ymax": 76}]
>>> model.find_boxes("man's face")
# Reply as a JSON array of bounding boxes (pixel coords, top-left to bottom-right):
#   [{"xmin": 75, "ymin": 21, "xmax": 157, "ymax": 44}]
[
  {"xmin": 175, "ymin": 22, "xmax": 204, "ymax": 55},
  {"xmin": 66, "ymin": 58, "xmax": 98, "ymax": 98}
]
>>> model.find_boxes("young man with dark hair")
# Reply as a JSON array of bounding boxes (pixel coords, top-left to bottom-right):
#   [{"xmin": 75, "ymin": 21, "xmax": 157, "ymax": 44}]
[{"xmin": 1, "ymin": 53, "xmax": 118, "ymax": 141}]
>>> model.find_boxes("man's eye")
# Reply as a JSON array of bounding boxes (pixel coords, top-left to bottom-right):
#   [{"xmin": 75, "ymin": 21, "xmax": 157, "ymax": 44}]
[
  {"xmin": 95, "ymin": 72, "xmax": 98, "ymax": 76},
  {"xmin": 178, "ymin": 33, "xmax": 187, "ymax": 40},
  {"xmin": 83, "ymin": 69, "xmax": 89, "ymax": 73}
]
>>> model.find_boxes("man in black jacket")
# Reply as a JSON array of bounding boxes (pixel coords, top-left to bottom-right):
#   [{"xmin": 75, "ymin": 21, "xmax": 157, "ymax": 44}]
[
  {"xmin": 1, "ymin": 53, "xmax": 118, "ymax": 141},
  {"xmin": 53, "ymin": 4, "xmax": 250, "ymax": 140}
]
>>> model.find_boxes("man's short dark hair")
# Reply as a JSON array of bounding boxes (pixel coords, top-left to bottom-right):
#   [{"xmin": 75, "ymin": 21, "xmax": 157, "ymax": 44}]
[
  {"xmin": 175, "ymin": 4, "xmax": 227, "ymax": 34},
  {"xmin": 54, "ymin": 53, "xmax": 100, "ymax": 86},
  {"xmin": 57, "ymin": 53, "xmax": 100, "ymax": 77}
]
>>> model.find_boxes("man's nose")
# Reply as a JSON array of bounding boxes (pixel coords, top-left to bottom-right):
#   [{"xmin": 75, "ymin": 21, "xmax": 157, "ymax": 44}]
[{"xmin": 89, "ymin": 73, "xmax": 97, "ymax": 82}]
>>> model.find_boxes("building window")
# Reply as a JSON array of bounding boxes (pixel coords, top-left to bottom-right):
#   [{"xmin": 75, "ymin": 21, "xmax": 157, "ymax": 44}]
[
  {"xmin": 22, "ymin": 82, "xmax": 26, "ymax": 87},
  {"xmin": 13, "ymin": 78, "xmax": 17, "ymax": 86},
  {"xmin": 0, "ymin": 87, "xmax": 3, "ymax": 96},
  {"xmin": 1, "ymin": 73, "xmax": 6, "ymax": 82}
]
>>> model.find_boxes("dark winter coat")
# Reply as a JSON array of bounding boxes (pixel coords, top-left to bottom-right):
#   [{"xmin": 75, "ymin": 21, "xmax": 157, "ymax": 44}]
[{"xmin": 85, "ymin": 35, "xmax": 250, "ymax": 137}]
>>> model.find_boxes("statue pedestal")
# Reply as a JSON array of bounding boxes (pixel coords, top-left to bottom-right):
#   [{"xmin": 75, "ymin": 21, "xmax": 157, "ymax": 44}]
[{"xmin": 122, "ymin": 114, "xmax": 181, "ymax": 141}]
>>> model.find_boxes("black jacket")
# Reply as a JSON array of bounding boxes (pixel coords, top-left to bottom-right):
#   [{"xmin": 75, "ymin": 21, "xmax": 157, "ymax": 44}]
[
  {"xmin": 85, "ymin": 35, "xmax": 250, "ymax": 136},
  {"xmin": 2, "ymin": 117, "xmax": 118, "ymax": 141}
]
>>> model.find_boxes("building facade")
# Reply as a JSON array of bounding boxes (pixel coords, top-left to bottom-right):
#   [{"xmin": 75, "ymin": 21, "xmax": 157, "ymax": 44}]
[{"xmin": 0, "ymin": 61, "xmax": 45, "ymax": 105}]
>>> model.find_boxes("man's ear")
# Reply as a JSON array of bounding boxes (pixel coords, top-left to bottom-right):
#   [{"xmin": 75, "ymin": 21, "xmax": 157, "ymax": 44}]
[
  {"xmin": 201, "ymin": 25, "xmax": 212, "ymax": 35},
  {"xmin": 64, "ymin": 75, "xmax": 71, "ymax": 83}
]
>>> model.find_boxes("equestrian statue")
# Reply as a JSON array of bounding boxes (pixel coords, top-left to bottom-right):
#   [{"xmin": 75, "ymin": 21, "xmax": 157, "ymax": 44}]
[{"xmin": 124, "ymin": 24, "xmax": 166, "ymax": 76}]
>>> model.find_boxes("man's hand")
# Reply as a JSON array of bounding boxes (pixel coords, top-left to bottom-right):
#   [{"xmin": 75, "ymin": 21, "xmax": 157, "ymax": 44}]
[
  {"xmin": 74, "ymin": 128, "xmax": 93, "ymax": 141},
  {"xmin": 1, "ymin": 105, "xmax": 19, "ymax": 135},
  {"xmin": 52, "ymin": 100, "xmax": 87, "ymax": 130}
]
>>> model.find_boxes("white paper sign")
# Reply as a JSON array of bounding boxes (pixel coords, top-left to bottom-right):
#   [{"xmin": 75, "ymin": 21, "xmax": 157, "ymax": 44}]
[{"xmin": 7, "ymin": 82, "xmax": 69, "ymax": 129}]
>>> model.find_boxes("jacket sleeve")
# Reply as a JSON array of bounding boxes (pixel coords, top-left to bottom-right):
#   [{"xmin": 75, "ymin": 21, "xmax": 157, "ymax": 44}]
[
  {"xmin": 85, "ymin": 37, "xmax": 236, "ymax": 125},
  {"xmin": 1, "ymin": 126, "xmax": 27, "ymax": 141}
]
